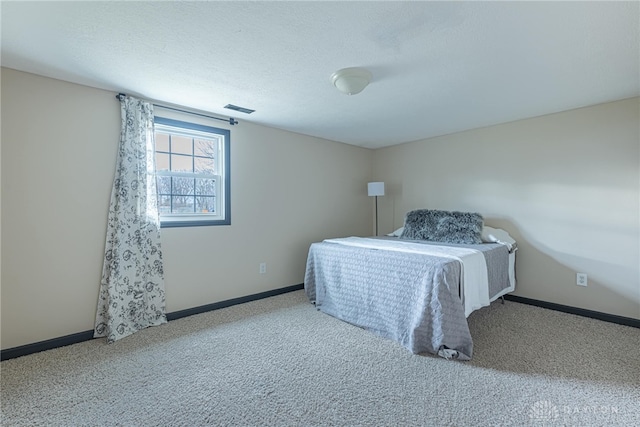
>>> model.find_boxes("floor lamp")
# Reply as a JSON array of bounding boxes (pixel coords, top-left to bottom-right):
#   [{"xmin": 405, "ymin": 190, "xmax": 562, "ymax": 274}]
[{"xmin": 367, "ymin": 182, "xmax": 385, "ymax": 236}]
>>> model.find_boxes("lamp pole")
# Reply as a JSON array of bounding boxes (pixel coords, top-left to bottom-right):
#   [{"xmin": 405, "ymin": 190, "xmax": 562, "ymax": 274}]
[{"xmin": 375, "ymin": 196, "xmax": 379, "ymax": 236}]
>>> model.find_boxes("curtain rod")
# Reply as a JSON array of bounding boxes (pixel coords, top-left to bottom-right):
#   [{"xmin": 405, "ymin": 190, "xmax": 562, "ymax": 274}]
[{"xmin": 115, "ymin": 93, "xmax": 238, "ymax": 125}]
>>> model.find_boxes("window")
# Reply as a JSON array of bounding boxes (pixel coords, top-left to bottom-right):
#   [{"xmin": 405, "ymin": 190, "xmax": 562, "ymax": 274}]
[{"xmin": 154, "ymin": 116, "xmax": 230, "ymax": 227}]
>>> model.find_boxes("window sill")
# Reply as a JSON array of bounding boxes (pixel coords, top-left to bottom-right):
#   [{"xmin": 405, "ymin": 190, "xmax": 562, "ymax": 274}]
[{"xmin": 160, "ymin": 218, "xmax": 230, "ymax": 228}]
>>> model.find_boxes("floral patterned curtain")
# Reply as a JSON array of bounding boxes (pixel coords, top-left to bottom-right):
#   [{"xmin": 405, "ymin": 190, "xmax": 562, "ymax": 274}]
[{"xmin": 94, "ymin": 95, "xmax": 167, "ymax": 343}]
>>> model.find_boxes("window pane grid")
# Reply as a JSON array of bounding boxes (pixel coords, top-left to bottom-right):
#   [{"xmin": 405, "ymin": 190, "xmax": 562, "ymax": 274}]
[
  {"xmin": 157, "ymin": 177, "xmax": 217, "ymax": 213},
  {"xmin": 155, "ymin": 126, "xmax": 220, "ymax": 216},
  {"xmin": 154, "ymin": 116, "xmax": 229, "ymax": 226},
  {"xmin": 156, "ymin": 135, "xmax": 217, "ymax": 173}
]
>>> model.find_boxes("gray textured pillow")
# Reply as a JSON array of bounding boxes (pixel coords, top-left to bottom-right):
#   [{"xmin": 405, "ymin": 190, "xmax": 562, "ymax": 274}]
[{"xmin": 399, "ymin": 209, "xmax": 484, "ymax": 244}]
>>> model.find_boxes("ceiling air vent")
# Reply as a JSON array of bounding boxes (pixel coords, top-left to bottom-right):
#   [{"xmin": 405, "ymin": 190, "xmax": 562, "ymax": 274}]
[{"xmin": 224, "ymin": 104, "xmax": 255, "ymax": 114}]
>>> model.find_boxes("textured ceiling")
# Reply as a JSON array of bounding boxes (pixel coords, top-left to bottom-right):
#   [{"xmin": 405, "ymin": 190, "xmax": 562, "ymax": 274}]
[{"xmin": 2, "ymin": 1, "xmax": 638, "ymax": 149}]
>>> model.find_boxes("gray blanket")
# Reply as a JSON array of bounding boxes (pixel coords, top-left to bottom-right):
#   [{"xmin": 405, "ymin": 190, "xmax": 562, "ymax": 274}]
[{"xmin": 304, "ymin": 238, "xmax": 510, "ymax": 360}]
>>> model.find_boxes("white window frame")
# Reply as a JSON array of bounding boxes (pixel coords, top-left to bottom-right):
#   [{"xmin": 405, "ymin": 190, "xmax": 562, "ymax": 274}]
[{"xmin": 154, "ymin": 115, "xmax": 231, "ymax": 227}]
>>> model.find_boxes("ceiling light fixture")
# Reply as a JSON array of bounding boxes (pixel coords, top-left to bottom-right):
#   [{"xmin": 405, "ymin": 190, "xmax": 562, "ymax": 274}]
[{"xmin": 331, "ymin": 67, "xmax": 372, "ymax": 95}]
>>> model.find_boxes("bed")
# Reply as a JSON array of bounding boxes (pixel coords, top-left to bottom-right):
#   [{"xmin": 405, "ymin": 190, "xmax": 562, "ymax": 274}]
[{"xmin": 303, "ymin": 209, "xmax": 516, "ymax": 360}]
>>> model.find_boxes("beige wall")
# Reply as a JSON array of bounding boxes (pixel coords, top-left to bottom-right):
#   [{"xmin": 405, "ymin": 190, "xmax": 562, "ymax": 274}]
[
  {"xmin": 0, "ymin": 68, "xmax": 373, "ymax": 349},
  {"xmin": 373, "ymin": 98, "xmax": 640, "ymax": 319},
  {"xmin": 2, "ymin": 67, "xmax": 637, "ymax": 350}
]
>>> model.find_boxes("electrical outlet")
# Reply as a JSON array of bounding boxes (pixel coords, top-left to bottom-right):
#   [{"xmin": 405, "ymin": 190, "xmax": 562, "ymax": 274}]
[
  {"xmin": 259, "ymin": 262, "xmax": 267, "ymax": 274},
  {"xmin": 576, "ymin": 273, "xmax": 588, "ymax": 287}
]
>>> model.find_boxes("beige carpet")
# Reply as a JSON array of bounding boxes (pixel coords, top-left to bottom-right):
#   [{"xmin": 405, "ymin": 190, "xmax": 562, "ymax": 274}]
[{"xmin": 1, "ymin": 290, "xmax": 638, "ymax": 426}]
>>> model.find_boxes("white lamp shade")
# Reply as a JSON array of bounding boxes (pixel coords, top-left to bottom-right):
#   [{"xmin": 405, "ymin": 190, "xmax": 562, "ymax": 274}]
[
  {"xmin": 331, "ymin": 67, "xmax": 372, "ymax": 95},
  {"xmin": 367, "ymin": 182, "xmax": 385, "ymax": 197}
]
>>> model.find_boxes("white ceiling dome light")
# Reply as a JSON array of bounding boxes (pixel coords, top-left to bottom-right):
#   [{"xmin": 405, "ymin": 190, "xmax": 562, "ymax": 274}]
[{"xmin": 331, "ymin": 67, "xmax": 372, "ymax": 95}]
